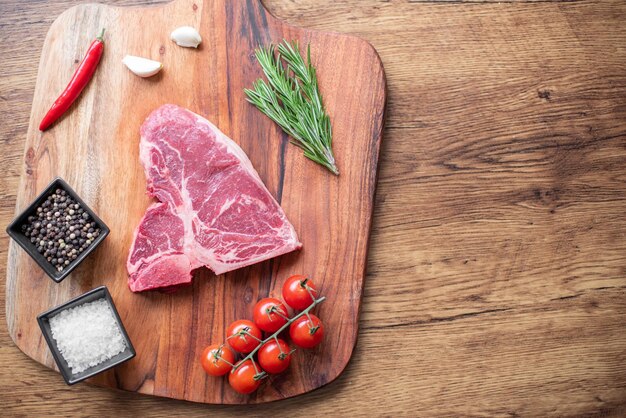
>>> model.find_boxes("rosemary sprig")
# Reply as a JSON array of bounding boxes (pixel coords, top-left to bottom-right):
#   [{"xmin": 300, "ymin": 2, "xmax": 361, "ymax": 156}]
[{"xmin": 244, "ymin": 40, "xmax": 339, "ymax": 175}]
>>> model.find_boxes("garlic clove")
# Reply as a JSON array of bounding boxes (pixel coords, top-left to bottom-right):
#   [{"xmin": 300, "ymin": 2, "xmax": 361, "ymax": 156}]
[
  {"xmin": 122, "ymin": 55, "xmax": 163, "ymax": 78},
  {"xmin": 170, "ymin": 26, "xmax": 202, "ymax": 48}
]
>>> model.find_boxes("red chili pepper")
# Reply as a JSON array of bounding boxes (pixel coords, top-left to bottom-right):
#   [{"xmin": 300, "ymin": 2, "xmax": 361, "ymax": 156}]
[{"xmin": 39, "ymin": 29, "xmax": 106, "ymax": 131}]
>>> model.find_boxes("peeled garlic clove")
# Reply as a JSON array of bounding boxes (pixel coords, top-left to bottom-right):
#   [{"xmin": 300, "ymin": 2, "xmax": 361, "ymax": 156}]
[
  {"xmin": 170, "ymin": 26, "xmax": 202, "ymax": 48},
  {"xmin": 122, "ymin": 55, "xmax": 163, "ymax": 78}
]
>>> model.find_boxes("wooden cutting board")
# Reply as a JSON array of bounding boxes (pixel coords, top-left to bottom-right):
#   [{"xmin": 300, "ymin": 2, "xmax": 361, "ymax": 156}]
[{"xmin": 5, "ymin": 0, "xmax": 385, "ymax": 405}]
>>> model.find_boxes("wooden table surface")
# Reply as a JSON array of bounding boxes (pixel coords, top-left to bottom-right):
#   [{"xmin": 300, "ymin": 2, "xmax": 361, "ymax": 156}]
[{"xmin": 1, "ymin": 0, "xmax": 625, "ymax": 416}]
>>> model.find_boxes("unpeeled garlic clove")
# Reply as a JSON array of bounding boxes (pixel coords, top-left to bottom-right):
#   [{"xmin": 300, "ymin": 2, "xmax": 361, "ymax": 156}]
[
  {"xmin": 122, "ymin": 55, "xmax": 163, "ymax": 78},
  {"xmin": 170, "ymin": 26, "xmax": 202, "ymax": 48}
]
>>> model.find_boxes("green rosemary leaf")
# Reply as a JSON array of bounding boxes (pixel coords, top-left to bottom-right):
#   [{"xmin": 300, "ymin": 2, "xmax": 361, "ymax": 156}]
[{"xmin": 245, "ymin": 40, "xmax": 339, "ymax": 175}]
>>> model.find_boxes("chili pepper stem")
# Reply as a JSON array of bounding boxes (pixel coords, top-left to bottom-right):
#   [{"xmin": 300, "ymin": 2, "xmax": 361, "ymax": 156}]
[{"xmin": 96, "ymin": 28, "xmax": 105, "ymax": 42}]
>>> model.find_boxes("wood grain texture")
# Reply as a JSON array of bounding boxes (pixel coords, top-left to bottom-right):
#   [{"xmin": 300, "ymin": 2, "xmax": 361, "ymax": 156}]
[
  {"xmin": 2, "ymin": 0, "xmax": 626, "ymax": 416},
  {"xmin": 3, "ymin": 0, "xmax": 385, "ymax": 405}
]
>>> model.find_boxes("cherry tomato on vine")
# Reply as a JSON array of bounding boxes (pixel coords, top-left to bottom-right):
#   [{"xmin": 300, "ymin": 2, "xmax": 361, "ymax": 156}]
[
  {"xmin": 229, "ymin": 360, "xmax": 264, "ymax": 394},
  {"xmin": 253, "ymin": 297, "xmax": 289, "ymax": 333},
  {"xmin": 282, "ymin": 275, "xmax": 317, "ymax": 311},
  {"xmin": 258, "ymin": 338, "xmax": 292, "ymax": 374},
  {"xmin": 200, "ymin": 344, "xmax": 234, "ymax": 376},
  {"xmin": 290, "ymin": 314, "xmax": 324, "ymax": 348},
  {"xmin": 226, "ymin": 319, "xmax": 262, "ymax": 353}
]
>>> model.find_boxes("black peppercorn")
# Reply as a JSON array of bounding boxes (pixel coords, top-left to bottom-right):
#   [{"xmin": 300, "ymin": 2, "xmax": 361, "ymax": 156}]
[{"xmin": 20, "ymin": 188, "xmax": 101, "ymax": 272}]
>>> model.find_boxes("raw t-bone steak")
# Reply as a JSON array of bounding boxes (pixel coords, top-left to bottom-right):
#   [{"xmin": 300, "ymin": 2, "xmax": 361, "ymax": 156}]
[{"xmin": 127, "ymin": 104, "xmax": 302, "ymax": 292}]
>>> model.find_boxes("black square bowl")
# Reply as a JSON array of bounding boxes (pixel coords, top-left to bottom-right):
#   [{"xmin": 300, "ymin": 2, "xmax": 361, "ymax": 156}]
[
  {"xmin": 37, "ymin": 286, "xmax": 136, "ymax": 385},
  {"xmin": 6, "ymin": 177, "xmax": 110, "ymax": 283}
]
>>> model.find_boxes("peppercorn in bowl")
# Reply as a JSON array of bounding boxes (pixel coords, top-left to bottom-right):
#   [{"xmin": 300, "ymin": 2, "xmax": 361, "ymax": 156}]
[{"xmin": 6, "ymin": 177, "xmax": 110, "ymax": 283}]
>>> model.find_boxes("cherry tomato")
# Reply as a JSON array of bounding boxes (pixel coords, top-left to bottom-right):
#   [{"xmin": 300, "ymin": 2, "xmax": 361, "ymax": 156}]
[
  {"xmin": 226, "ymin": 319, "xmax": 262, "ymax": 353},
  {"xmin": 290, "ymin": 314, "xmax": 324, "ymax": 348},
  {"xmin": 258, "ymin": 338, "xmax": 292, "ymax": 374},
  {"xmin": 253, "ymin": 298, "xmax": 289, "ymax": 333},
  {"xmin": 200, "ymin": 344, "xmax": 234, "ymax": 376},
  {"xmin": 282, "ymin": 275, "xmax": 317, "ymax": 311},
  {"xmin": 229, "ymin": 360, "xmax": 263, "ymax": 394}
]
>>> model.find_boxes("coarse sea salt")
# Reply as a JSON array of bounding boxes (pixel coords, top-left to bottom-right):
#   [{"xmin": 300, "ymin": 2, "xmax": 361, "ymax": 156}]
[{"xmin": 49, "ymin": 298, "xmax": 127, "ymax": 374}]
